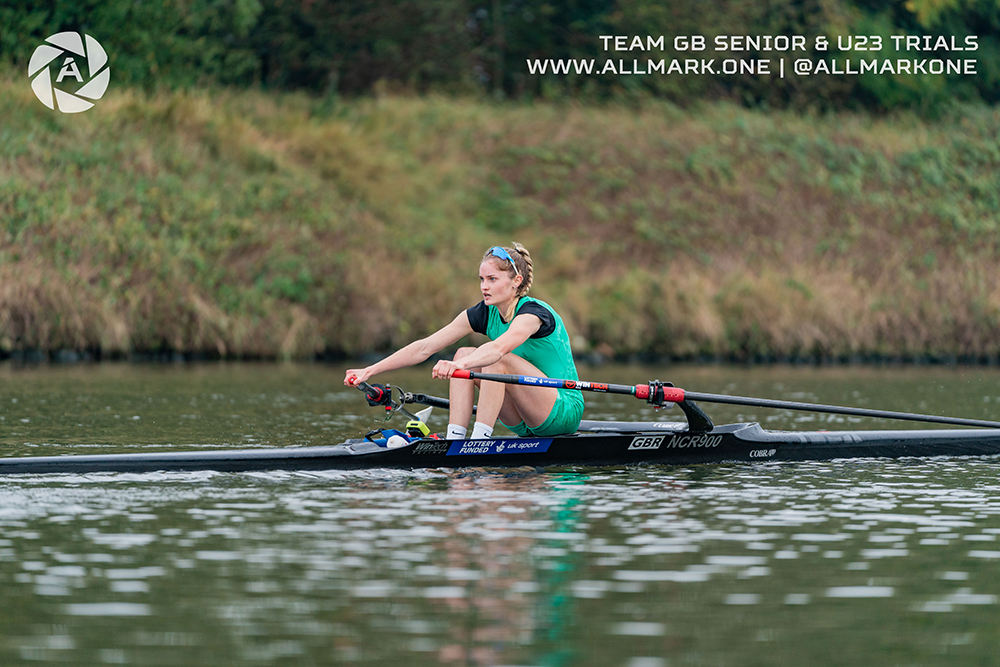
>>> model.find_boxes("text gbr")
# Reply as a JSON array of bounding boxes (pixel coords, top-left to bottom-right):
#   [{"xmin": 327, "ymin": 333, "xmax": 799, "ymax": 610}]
[{"xmin": 628, "ymin": 433, "xmax": 723, "ymax": 450}]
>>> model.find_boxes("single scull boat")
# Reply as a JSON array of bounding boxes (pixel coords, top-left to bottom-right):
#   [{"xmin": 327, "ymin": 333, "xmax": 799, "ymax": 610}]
[{"xmin": 0, "ymin": 372, "xmax": 999, "ymax": 474}]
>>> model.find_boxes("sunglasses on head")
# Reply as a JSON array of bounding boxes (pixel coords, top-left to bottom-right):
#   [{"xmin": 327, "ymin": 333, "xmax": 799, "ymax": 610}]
[{"xmin": 488, "ymin": 246, "xmax": 520, "ymax": 277}]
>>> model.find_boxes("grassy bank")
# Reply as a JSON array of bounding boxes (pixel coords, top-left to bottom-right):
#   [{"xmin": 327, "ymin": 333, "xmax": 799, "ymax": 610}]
[{"xmin": 3, "ymin": 69, "xmax": 1000, "ymax": 361}]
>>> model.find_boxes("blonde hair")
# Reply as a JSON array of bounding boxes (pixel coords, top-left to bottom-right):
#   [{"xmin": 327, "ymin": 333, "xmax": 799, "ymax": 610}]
[{"xmin": 483, "ymin": 242, "xmax": 534, "ymax": 321}]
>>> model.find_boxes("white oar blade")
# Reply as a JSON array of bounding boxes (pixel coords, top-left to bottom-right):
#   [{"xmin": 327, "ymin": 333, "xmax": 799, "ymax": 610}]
[{"xmin": 415, "ymin": 406, "xmax": 433, "ymax": 423}]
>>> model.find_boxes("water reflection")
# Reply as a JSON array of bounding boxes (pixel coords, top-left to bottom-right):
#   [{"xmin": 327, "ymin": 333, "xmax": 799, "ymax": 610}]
[
  {"xmin": 0, "ymin": 456, "xmax": 999, "ymax": 665},
  {"xmin": 2, "ymin": 364, "xmax": 1000, "ymax": 664}
]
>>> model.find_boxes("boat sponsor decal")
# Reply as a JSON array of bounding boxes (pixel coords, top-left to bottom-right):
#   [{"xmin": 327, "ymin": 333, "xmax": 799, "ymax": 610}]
[
  {"xmin": 412, "ymin": 441, "xmax": 451, "ymax": 455},
  {"xmin": 446, "ymin": 439, "xmax": 553, "ymax": 456},
  {"xmin": 750, "ymin": 449, "xmax": 777, "ymax": 458},
  {"xmin": 566, "ymin": 380, "xmax": 609, "ymax": 392},
  {"xmin": 629, "ymin": 433, "xmax": 724, "ymax": 450}
]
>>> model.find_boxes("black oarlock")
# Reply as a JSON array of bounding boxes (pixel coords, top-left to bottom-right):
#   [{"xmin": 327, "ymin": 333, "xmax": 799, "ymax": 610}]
[
  {"xmin": 644, "ymin": 380, "xmax": 671, "ymax": 408},
  {"xmin": 677, "ymin": 399, "xmax": 714, "ymax": 433},
  {"xmin": 358, "ymin": 382, "xmax": 393, "ymax": 408}
]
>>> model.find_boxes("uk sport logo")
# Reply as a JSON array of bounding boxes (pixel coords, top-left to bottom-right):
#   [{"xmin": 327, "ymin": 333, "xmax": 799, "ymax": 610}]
[{"xmin": 28, "ymin": 32, "xmax": 110, "ymax": 113}]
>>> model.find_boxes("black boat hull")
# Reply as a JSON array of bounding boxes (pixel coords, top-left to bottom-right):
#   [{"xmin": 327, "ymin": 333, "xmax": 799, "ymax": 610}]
[{"xmin": 2, "ymin": 422, "xmax": 1000, "ymax": 474}]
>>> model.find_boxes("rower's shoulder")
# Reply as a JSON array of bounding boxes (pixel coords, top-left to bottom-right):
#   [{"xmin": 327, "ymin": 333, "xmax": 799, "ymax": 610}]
[
  {"xmin": 514, "ymin": 298, "xmax": 557, "ymax": 338},
  {"xmin": 466, "ymin": 301, "xmax": 489, "ymax": 335}
]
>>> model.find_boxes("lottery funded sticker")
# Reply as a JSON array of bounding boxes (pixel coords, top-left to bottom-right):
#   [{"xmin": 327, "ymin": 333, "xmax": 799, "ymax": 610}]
[{"xmin": 446, "ymin": 439, "xmax": 553, "ymax": 456}]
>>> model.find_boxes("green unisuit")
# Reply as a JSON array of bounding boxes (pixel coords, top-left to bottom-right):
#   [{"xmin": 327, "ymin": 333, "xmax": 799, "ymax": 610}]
[{"xmin": 481, "ymin": 297, "xmax": 584, "ymax": 436}]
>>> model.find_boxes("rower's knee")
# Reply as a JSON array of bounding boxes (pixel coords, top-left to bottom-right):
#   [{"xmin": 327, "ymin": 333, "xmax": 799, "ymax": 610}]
[{"xmin": 484, "ymin": 356, "xmax": 513, "ymax": 373}]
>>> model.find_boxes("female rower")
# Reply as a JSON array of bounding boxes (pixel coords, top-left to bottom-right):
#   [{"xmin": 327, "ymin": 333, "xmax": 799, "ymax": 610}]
[{"xmin": 344, "ymin": 243, "xmax": 584, "ymax": 440}]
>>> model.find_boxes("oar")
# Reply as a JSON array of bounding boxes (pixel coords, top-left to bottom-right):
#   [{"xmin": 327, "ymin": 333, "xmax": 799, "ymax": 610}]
[{"xmin": 450, "ymin": 370, "xmax": 1000, "ymax": 429}]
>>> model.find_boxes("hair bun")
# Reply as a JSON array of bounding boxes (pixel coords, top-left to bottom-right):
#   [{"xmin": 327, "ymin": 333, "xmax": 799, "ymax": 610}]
[{"xmin": 510, "ymin": 242, "xmax": 533, "ymax": 296}]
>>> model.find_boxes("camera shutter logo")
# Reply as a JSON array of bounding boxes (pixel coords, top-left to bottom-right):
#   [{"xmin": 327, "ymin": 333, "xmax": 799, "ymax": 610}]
[{"xmin": 28, "ymin": 32, "xmax": 110, "ymax": 113}]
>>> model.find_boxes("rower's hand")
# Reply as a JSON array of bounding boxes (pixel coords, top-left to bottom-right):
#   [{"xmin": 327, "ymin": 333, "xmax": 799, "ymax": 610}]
[
  {"xmin": 431, "ymin": 360, "xmax": 461, "ymax": 380},
  {"xmin": 344, "ymin": 368, "xmax": 372, "ymax": 386}
]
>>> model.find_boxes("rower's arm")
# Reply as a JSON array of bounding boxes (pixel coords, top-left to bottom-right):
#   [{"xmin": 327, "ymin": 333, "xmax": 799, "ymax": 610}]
[
  {"xmin": 454, "ymin": 314, "xmax": 542, "ymax": 371},
  {"xmin": 362, "ymin": 313, "xmax": 474, "ymax": 376}
]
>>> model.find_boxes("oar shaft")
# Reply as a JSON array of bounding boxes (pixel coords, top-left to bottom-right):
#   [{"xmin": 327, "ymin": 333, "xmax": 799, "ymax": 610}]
[
  {"xmin": 451, "ymin": 370, "xmax": 640, "ymax": 397},
  {"xmin": 681, "ymin": 390, "xmax": 1000, "ymax": 429},
  {"xmin": 410, "ymin": 393, "xmax": 457, "ymax": 410},
  {"xmin": 450, "ymin": 370, "xmax": 1000, "ymax": 429}
]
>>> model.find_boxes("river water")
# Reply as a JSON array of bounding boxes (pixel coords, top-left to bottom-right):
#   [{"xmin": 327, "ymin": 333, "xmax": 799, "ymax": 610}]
[{"xmin": 1, "ymin": 362, "xmax": 1000, "ymax": 666}]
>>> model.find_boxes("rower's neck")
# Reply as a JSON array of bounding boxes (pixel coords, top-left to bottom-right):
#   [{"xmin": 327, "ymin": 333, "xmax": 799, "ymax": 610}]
[{"xmin": 498, "ymin": 296, "xmax": 522, "ymax": 323}]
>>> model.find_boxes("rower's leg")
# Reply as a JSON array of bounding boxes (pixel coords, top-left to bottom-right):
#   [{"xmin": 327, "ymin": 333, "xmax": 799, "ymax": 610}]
[
  {"xmin": 448, "ymin": 347, "xmax": 477, "ymax": 432},
  {"xmin": 474, "ymin": 377, "xmax": 506, "ymax": 431},
  {"xmin": 477, "ymin": 354, "xmax": 558, "ymax": 431}
]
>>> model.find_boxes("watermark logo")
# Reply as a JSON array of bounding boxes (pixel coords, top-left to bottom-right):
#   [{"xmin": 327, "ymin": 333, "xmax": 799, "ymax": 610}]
[{"xmin": 28, "ymin": 32, "xmax": 110, "ymax": 113}]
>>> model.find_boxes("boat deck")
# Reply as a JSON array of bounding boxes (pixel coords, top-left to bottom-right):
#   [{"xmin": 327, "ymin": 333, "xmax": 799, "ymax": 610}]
[{"xmin": 0, "ymin": 422, "xmax": 999, "ymax": 474}]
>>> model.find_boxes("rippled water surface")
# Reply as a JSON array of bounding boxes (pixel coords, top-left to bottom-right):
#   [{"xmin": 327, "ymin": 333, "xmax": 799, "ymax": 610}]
[{"xmin": 2, "ymin": 362, "xmax": 1000, "ymax": 666}]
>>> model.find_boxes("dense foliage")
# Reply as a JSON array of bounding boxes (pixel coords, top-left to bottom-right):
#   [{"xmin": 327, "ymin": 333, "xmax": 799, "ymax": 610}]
[
  {"xmin": 3, "ymin": 70, "xmax": 1000, "ymax": 360},
  {"xmin": 3, "ymin": 2, "xmax": 1000, "ymax": 360},
  {"xmin": 2, "ymin": 0, "xmax": 999, "ymax": 110}
]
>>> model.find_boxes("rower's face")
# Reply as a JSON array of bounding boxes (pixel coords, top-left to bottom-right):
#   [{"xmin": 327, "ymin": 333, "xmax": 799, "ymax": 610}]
[{"xmin": 479, "ymin": 259, "xmax": 520, "ymax": 304}]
